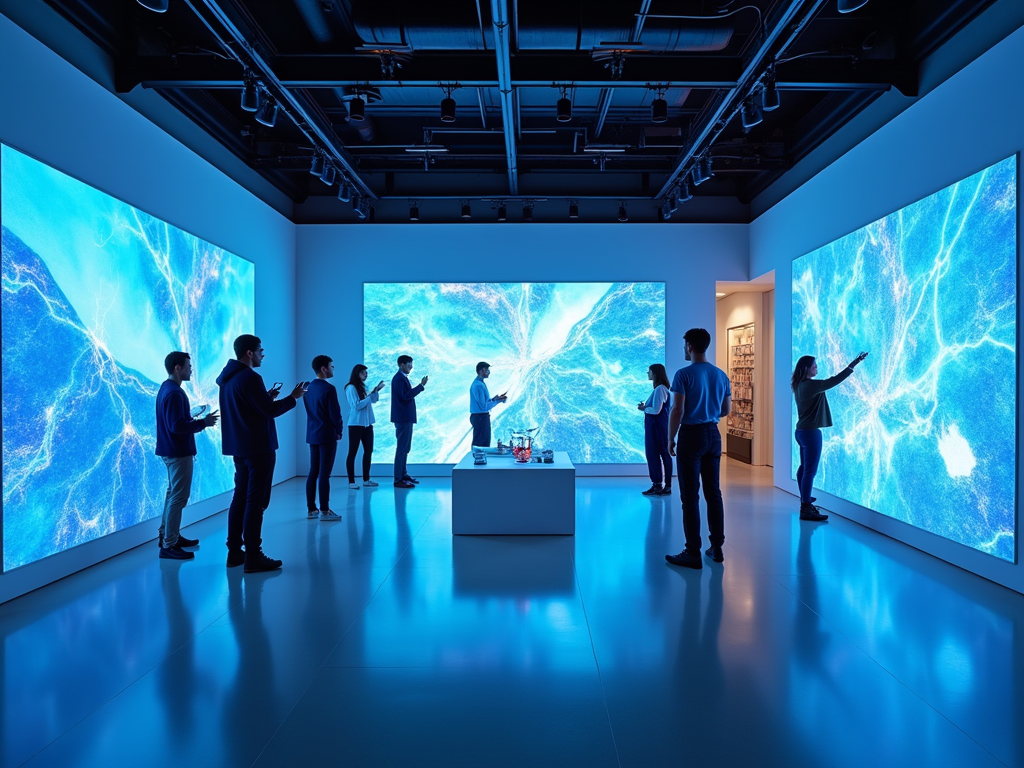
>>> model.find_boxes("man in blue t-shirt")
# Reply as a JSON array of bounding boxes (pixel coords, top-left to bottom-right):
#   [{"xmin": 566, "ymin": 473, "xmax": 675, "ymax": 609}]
[{"xmin": 666, "ymin": 328, "xmax": 732, "ymax": 569}]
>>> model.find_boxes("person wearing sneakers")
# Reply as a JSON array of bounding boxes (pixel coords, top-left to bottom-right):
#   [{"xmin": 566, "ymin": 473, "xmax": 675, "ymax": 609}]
[
  {"xmin": 665, "ymin": 328, "xmax": 731, "ymax": 570},
  {"xmin": 637, "ymin": 363, "xmax": 673, "ymax": 497},
  {"xmin": 304, "ymin": 355, "xmax": 344, "ymax": 521},
  {"xmin": 217, "ymin": 334, "xmax": 306, "ymax": 573},
  {"xmin": 792, "ymin": 351, "xmax": 868, "ymax": 522},
  {"xmin": 345, "ymin": 364, "xmax": 385, "ymax": 489},
  {"xmin": 155, "ymin": 351, "xmax": 219, "ymax": 560},
  {"xmin": 390, "ymin": 354, "xmax": 428, "ymax": 488}
]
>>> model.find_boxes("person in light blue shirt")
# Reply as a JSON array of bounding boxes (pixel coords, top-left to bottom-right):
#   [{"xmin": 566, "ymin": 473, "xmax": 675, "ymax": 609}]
[
  {"xmin": 469, "ymin": 361, "xmax": 507, "ymax": 447},
  {"xmin": 665, "ymin": 328, "xmax": 732, "ymax": 570}
]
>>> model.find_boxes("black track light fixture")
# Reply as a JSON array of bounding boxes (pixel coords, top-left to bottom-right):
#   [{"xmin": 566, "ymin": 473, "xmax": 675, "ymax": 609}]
[
  {"xmin": 692, "ymin": 156, "xmax": 713, "ymax": 186},
  {"xmin": 349, "ymin": 95, "xmax": 366, "ymax": 122},
  {"xmin": 679, "ymin": 181, "xmax": 693, "ymax": 202},
  {"xmin": 837, "ymin": 0, "xmax": 870, "ymax": 12},
  {"xmin": 319, "ymin": 164, "xmax": 336, "ymax": 186},
  {"xmin": 310, "ymin": 152, "xmax": 325, "ymax": 177},
  {"xmin": 136, "ymin": 0, "xmax": 169, "ymax": 11},
  {"xmin": 337, "ymin": 181, "xmax": 352, "ymax": 202},
  {"xmin": 618, "ymin": 204, "xmax": 628, "ymax": 223},
  {"xmin": 666, "ymin": 191, "xmax": 678, "ymax": 215},
  {"xmin": 523, "ymin": 203, "xmax": 534, "ymax": 222},
  {"xmin": 762, "ymin": 78, "xmax": 780, "ymax": 112},
  {"xmin": 439, "ymin": 84, "xmax": 459, "ymax": 123},
  {"xmin": 461, "ymin": 201, "xmax": 472, "ymax": 219},
  {"xmin": 254, "ymin": 95, "xmax": 278, "ymax": 127},
  {"xmin": 556, "ymin": 86, "xmax": 572, "ymax": 123},
  {"xmin": 652, "ymin": 97, "xmax": 668, "ymax": 124},
  {"xmin": 355, "ymin": 200, "xmax": 369, "ymax": 220},
  {"xmin": 240, "ymin": 74, "xmax": 260, "ymax": 113},
  {"xmin": 741, "ymin": 98, "xmax": 763, "ymax": 131},
  {"xmin": 659, "ymin": 205, "xmax": 670, "ymax": 221},
  {"xmin": 351, "ymin": 192, "xmax": 361, "ymax": 212},
  {"xmin": 409, "ymin": 203, "xmax": 420, "ymax": 222},
  {"xmin": 568, "ymin": 200, "xmax": 579, "ymax": 219},
  {"xmin": 701, "ymin": 156, "xmax": 714, "ymax": 182},
  {"xmin": 497, "ymin": 203, "xmax": 507, "ymax": 221}
]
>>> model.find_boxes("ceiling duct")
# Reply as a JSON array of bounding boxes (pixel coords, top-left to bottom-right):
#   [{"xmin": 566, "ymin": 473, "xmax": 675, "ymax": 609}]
[{"xmin": 352, "ymin": 1, "xmax": 732, "ymax": 52}]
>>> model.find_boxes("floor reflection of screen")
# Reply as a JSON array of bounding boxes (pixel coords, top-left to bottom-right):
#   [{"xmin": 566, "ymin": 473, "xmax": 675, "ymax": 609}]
[
  {"xmin": 1, "ymin": 144, "xmax": 255, "ymax": 571},
  {"xmin": 792, "ymin": 156, "xmax": 1017, "ymax": 561},
  {"xmin": 364, "ymin": 282, "xmax": 666, "ymax": 464}
]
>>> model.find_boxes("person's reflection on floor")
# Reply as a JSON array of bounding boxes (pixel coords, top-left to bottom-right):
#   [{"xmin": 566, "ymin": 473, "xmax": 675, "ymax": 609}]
[
  {"xmin": 671, "ymin": 566, "xmax": 725, "ymax": 728},
  {"xmin": 346, "ymin": 486, "xmax": 376, "ymax": 565},
  {"xmin": 391, "ymin": 487, "xmax": 414, "ymax": 611},
  {"xmin": 223, "ymin": 568, "xmax": 280, "ymax": 760},
  {"xmin": 793, "ymin": 523, "xmax": 830, "ymax": 665},
  {"xmin": 158, "ymin": 559, "xmax": 200, "ymax": 740},
  {"xmin": 644, "ymin": 502, "xmax": 674, "ymax": 606}
]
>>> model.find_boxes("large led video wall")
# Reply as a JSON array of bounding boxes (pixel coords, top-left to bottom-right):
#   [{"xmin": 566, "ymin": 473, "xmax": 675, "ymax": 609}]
[
  {"xmin": 1, "ymin": 144, "xmax": 255, "ymax": 571},
  {"xmin": 364, "ymin": 282, "xmax": 666, "ymax": 464},
  {"xmin": 792, "ymin": 156, "xmax": 1017, "ymax": 561}
]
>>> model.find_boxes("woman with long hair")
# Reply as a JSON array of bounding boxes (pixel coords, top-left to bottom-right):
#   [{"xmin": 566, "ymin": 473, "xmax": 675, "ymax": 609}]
[
  {"xmin": 638, "ymin": 363, "xmax": 674, "ymax": 496},
  {"xmin": 791, "ymin": 351, "xmax": 868, "ymax": 521},
  {"xmin": 345, "ymin": 364, "xmax": 385, "ymax": 489}
]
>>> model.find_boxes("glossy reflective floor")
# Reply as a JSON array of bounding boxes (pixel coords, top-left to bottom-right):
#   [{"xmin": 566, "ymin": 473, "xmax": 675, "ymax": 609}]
[{"xmin": 3, "ymin": 461, "xmax": 1024, "ymax": 767}]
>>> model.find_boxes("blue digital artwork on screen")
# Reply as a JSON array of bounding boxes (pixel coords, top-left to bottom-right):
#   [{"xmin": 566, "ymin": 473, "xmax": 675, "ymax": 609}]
[
  {"xmin": 364, "ymin": 283, "xmax": 666, "ymax": 464},
  {"xmin": 1, "ymin": 144, "xmax": 255, "ymax": 571},
  {"xmin": 792, "ymin": 156, "xmax": 1016, "ymax": 561}
]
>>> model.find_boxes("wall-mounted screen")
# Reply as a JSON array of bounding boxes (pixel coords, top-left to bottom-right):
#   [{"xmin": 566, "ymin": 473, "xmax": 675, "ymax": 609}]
[
  {"xmin": 792, "ymin": 156, "xmax": 1016, "ymax": 561},
  {"xmin": 1, "ymin": 144, "xmax": 255, "ymax": 571},
  {"xmin": 364, "ymin": 282, "xmax": 666, "ymax": 464}
]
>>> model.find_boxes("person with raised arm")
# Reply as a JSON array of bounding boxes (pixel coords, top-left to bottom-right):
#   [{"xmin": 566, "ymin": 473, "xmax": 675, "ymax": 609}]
[
  {"xmin": 390, "ymin": 354, "xmax": 428, "ymax": 488},
  {"xmin": 345, "ymin": 364, "xmax": 385, "ymax": 489}
]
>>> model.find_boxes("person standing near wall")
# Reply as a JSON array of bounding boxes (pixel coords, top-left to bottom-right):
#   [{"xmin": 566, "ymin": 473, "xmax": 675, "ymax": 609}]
[
  {"xmin": 665, "ymin": 328, "xmax": 732, "ymax": 569},
  {"xmin": 791, "ymin": 351, "xmax": 868, "ymax": 522},
  {"xmin": 469, "ymin": 361, "xmax": 507, "ymax": 447},
  {"xmin": 155, "ymin": 351, "xmax": 219, "ymax": 560},
  {"xmin": 345, "ymin": 364, "xmax": 385, "ymax": 489},
  {"xmin": 304, "ymin": 355, "xmax": 344, "ymax": 522},
  {"xmin": 391, "ymin": 354, "xmax": 428, "ymax": 489},
  {"xmin": 637, "ymin": 363, "xmax": 673, "ymax": 496},
  {"xmin": 217, "ymin": 334, "xmax": 306, "ymax": 573}
]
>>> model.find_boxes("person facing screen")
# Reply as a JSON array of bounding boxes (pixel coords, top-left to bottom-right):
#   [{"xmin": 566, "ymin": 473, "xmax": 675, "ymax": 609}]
[
  {"xmin": 304, "ymin": 355, "xmax": 344, "ymax": 522},
  {"xmin": 391, "ymin": 354, "xmax": 428, "ymax": 488},
  {"xmin": 791, "ymin": 351, "xmax": 868, "ymax": 522},
  {"xmin": 637, "ymin": 363, "xmax": 672, "ymax": 497},
  {"xmin": 469, "ymin": 361, "xmax": 508, "ymax": 447},
  {"xmin": 345, "ymin": 364, "xmax": 385, "ymax": 489}
]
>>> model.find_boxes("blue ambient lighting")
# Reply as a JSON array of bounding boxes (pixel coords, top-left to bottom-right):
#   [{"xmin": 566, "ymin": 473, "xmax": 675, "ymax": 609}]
[
  {"xmin": 792, "ymin": 156, "xmax": 1017, "ymax": 560},
  {"xmin": 1, "ymin": 144, "xmax": 255, "ymax": 571},
  {"xmin": 364, "ymin": 282, "xmax": 666, "ymax": 464}
]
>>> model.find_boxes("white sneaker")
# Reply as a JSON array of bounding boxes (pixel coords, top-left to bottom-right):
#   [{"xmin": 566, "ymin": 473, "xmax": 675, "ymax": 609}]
[
  {"xmin": 363, "ymin": 480, "xmax": 379, "ymax": 487},
  {"xmin": 306, "ymin": 510, "xmax": 320, "ymax": 519},
  {"xmin": 349, "ymin": 482, "xmax": 360, "ymax": 489},
  {"xmin": 319, "ymin": 509, "xmax": 342, "ymax": 521}
]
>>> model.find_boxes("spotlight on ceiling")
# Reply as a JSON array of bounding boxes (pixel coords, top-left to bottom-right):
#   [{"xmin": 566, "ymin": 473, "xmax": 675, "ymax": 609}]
[
  {"xmin": 523, "ymin": 203, "xmax": 534, "ymax": 222},
  {"xmin": 692, "ymin": 157, "xmax": 712, "ymax": 186},
  {"xmin": 618, "ymin": 204, "xmax": 628, "ymax": 223},
  {"xmin": 310, "ymin": 153, "xmax": 325, "ymax": 177},
  {"xmin": 349, "ymin": 95, "xmax": 366, "ymax": 122},
  {"xmin": 461, "ymin": 202, "xmax": 472, "ymax": 219},
  {"xmin": 741, "ymin": 99, "xmax": 763, "ymax": 131},
  {"xmin": 556, "ymin": 96, "xmax": 572, "ymax": 123},
  {"xmin": 568, "ymin": 201, "xmax": 579, "ymax": 219},
  {"xmin": 320, "ymin": 164, "xmax": 336, "ymax": 186},
  {"xmin": 651, "ymin": 97, "xmax": 668, "ymax": 124},
  {"xmin": 240, "ymin": 77, "xmax": 260, "ymax": 113},
  {"xmin": 837, "ymin": 0, "xmax": 870, "ymax": 12},
  {"xmin": 666, "ymin": 191, "xmax": 678, "ymax": 215},
  {"xmin": 701, "ymin": 156, "xmax": 714, "ymax": 182},
  {"xmin": 254, "ymin": 96, "xmax": 278, "ymax": 127},
  {"xmin": 337, "ymin": 181, "xmax": 352, "ymax": 202},
  {"xmin": 355, "ymin": 200, "xmax": 369, "ymax": 220},
  {"xmin": 409, "ymin": 204, "xmax": 420, "ymax": 222},
  {"xmin": 679, "ymin": 181, "xmax": 693, "ymax": 202},
  {"xmin": 351, "ymin": 192, "xmax": 361, "ymax": 212},
  {"xmin": 440, "ymin": 97, "xmax": 457, "ymax": 123},
  {"xmin": 136, "ymin": 0, "xmax": 169, "ymax": 11},
  {"xmin": 658, "ymin": 205, "xmax": 670, "ymax": 221},
  {"xmin": 762, "ymin": 79, "xmax": 780, "ymax": 112},
  {"xmin": 497, "ymin": 203, "xmax": 507, "ymax": 221}
]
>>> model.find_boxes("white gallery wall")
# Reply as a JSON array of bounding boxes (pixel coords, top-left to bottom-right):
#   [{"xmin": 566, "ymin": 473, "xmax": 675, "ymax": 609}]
[
  {"xmin": 295, "ymin": 224, "xmax": 748, "ymax": 477},
  {"xmin": 0, "ymin": 13, "xmax": 298, "ymax": 602},
  {"xmin": 749, "ymin": 23, "xmax": 1024, "ymax": 593}
]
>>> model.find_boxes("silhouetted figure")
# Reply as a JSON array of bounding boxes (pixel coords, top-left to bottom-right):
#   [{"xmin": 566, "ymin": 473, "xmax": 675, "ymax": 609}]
[
  {"xmin": 304, "ymin": 354, "xmax": 344, "ymax": 521},
  {"xmin": 791, "ymin": 351, "xmax": 868, "ymax": 521},
  {"xmin": 390, "ymin": 354, "xmax": 427, "ymax": 488}
]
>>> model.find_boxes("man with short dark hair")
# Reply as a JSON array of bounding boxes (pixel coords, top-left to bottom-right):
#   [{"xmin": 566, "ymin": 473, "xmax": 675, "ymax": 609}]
[
  {"xmin": 391, "ymin": 354, "xmax": 427, "ymax": 488},
  {"xmin": 469, "ymin": 361, "xmax": 507, "ymax": 447},
  {"xmin": 304, "ymin": 354, "xmax": 343, "ymax": 520},
  {"xmin": 665, "ymin": 328, "xmax": 732, "ymax": 569},
  {"xmin": 217, "ymin": 334, "xmax": 306, "ymax": 572},
  {"xmin": 155, "ymin": 351, "xmax": 219, "ymax": 560}
]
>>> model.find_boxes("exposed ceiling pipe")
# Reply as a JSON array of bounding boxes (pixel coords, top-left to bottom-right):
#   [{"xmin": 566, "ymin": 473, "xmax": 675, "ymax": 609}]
[
  {"xmin": 656, "ymin": 0, "xmax": 828, "ymax": 199},
  {"xmin": 183, "ymin": 0, "xmax": 376, "ymax": 200},
  {"xmin": 595, "ymin": 0, "xmax": 653, "ymax": 138},
  {"xmin": 490, "ymin": 0, "xmax": 518, "ymax": 194}
]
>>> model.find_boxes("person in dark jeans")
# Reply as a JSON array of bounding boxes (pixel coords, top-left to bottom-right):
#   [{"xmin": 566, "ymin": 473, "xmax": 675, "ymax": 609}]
[
  {"xmin": 665, "ymin": 328, "xmax": 732, "ymax": 569},
  {"xmin": 791, "ymin": 351, "xmax": 868, "ymax": 521},
  {"xmin": 304, "ymin": 354, "xmax": 344, "ymax": 521},
  {"xmin": 345, "ymin": 364, "xmax": 385, "ymax": 488},
  {"xmin": 637, "ymin": 363, "xmax": 673, "ymax": 496},
  {"xmin": 390, "ymin": 354, "xmax": 428, "ymax": 489},
  {"xmin": 217, "ymin": 334, "xmax": 306, "ymax": 573}
]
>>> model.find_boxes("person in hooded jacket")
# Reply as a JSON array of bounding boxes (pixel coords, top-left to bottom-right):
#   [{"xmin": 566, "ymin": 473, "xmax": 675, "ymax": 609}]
[{"xmin": 217, "ymin": 334, "xmax": 306, "ymax": 573}]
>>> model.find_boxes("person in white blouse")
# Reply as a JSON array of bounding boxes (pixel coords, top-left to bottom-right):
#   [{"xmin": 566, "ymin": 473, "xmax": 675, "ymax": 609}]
[
  {"xmin": 345, "ymin": 365, "xmax": 385, "ymax": 489},
  {"xmin": 637, "ymin": 363, "xmax": 673, "ymax": 496}
]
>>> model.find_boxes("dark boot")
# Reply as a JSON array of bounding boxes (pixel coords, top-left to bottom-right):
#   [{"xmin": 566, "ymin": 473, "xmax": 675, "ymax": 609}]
[{"xmin": 799, "ymin": 502, "xmax": 828, "ymax": 522}]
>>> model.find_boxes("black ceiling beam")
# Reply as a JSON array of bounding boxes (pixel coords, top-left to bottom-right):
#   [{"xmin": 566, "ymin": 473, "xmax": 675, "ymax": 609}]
[{"xmin": 129, "ymin": 54, "xmax": 915, "ymax": 94}]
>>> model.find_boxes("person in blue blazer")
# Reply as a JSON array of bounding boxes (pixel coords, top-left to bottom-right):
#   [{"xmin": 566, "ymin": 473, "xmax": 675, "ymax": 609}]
[
  {"xmin": 304, "ymin": 355, "xmax": 344, "ymax": 521},
  {"xmin": 390, "ymin": 354, "xmax": 428, "ymax": 488}
]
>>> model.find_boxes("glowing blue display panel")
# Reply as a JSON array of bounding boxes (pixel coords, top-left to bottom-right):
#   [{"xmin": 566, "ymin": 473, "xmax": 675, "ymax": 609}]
[
  {"xmin": 792, "ymin": 156, "xmax": 1017, "ymax": 561},
  {"xmin": 1, "ymin": 144, "xmax": 255, "ymax": 571},
  {"xmin": 364, "ymin": 283, "xmax": 665, "ymax": 464}
]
